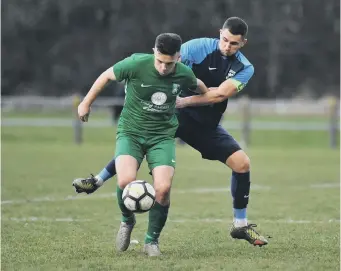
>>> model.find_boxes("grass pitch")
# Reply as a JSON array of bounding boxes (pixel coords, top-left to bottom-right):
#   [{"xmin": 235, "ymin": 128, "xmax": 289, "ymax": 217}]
[{"xmin": 2, "ymin": 126, "xmax": 340, "ymax": 270}]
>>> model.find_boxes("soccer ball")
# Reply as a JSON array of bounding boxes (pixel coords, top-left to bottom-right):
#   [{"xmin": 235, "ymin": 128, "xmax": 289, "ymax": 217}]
[{"xmin": 122, "ymin": 180, "xmax": 156, "ymax": 213}]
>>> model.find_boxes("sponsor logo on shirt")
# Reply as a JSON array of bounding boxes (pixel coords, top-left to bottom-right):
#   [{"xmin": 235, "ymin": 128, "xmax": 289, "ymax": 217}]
[
  {"xmin": 151, "ymin": 92, "xmax": 167, "ymax": 105},
  {"xmin": 226, "ymin": 70, "xmax": 236, "ymax": 79},
  {"xmin": 172, "ymin": 83, "xmax": 181, "ymax": 95}
]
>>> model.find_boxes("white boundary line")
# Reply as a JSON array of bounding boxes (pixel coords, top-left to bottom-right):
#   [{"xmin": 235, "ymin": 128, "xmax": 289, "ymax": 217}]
[
  {"xmin": 1, "ymin": 185, "xmax": 270, "ymax": 205},
  {"xmin": 167, "ymin": 218, "xmax": 341, "ymax": 224},
  {"xmin": 2, "ymin": 183, "xmax": 339, "ymax": 206},
  {"xmin": 310, "ymin": 183, "xmax": 340, "ymax": 188},
  {"xmin": 2, "ymin": 217, "xmax": 91, "ymax": 222},
  {"xmin": 2, "ymin": 216, "xmax": 339, "ymax": 224}
]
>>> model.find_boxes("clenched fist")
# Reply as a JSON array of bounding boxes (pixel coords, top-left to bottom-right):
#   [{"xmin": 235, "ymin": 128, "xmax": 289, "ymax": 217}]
[{"xmin": 78, "ymin": 101, "xmax": 91, "ymax": 122}]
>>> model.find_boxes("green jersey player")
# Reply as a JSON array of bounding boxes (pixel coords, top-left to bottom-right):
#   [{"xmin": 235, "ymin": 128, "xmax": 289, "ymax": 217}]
[{"xmin": 77, "ymin": 33, "xmax": 208, "ymax": 257}]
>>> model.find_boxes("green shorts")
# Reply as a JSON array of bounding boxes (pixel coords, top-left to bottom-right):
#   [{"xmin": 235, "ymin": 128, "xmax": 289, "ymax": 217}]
[{"xmin": 115, "ymin": 132, "xmax": 176, "ymax": 171}]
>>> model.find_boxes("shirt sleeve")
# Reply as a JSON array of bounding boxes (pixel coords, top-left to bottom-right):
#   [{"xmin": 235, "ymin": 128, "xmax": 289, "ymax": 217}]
[
  {"xmin": 185, "ymin": 68, "xmax": 198, "ymax": 91},
  {"xmin": 230, "ymin": 65, "xmax": 254, "ymax": 91},
  {"xmin": 180, "ymin": 38, "xmax": 217, "ymax": 67},
  {"xmin": 113, "ymin": 55, "xmax": 137, "ymax": 82}
]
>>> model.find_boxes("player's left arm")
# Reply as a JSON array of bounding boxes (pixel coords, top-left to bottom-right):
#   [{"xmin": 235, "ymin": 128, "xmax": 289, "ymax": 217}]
[
  {"xmin": 183, "ymin": 68, "xmax": 210, "ymax": 95},
  {"xmin": 194, "ymin": 78, "xmax": 210, "ymax": 94},
  {"xmin": 177, "ymin": 65, "xmax": 254, "ymax": 107}
]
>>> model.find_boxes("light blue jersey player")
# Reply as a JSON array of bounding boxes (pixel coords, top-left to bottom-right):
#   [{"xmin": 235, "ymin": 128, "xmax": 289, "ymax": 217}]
[
  {"xmin": 179, "ymin": 37, "xmax": 254, "ymax": 127},
  {"xmin": 73, "ymin": 17, "xmax": 269, "ymax": 248}
]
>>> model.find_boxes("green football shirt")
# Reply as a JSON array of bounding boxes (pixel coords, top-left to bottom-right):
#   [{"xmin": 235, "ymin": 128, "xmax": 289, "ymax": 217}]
[{"xmin": 113, "ymin": 53, "xmax": 197, "ymax": 136}]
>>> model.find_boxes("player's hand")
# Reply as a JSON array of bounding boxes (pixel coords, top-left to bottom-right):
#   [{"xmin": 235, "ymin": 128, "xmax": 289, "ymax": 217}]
[
  {"xmin": 78, "ymin": 101, "xmax": 91, "ymax": 122},
  {"xmin": 176, "ymin": 96, "xmax": 187, "ymax": 109}
]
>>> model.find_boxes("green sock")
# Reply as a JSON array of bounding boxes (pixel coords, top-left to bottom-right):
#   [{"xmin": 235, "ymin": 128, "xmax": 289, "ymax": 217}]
[
  {"xmin": 116, "ymin": 186, "xmax": 134, "ymax": 223},
  {"xmin": 145, "ymin": 201, "xmax": 169, "ymax": 244}
]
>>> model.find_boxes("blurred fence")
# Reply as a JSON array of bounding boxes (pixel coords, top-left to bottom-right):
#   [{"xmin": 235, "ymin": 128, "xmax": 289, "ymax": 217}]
[
  {"xmin": 1, "ymin": 95, "xmax": 339, "ymax": 115},
  {"xmin": 1, "ymin": 95, "xmax": 339, "ymax": 148}
]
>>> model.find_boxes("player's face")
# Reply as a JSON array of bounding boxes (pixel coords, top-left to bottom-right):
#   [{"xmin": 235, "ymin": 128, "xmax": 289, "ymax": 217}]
[
  {"xmin": 153, "ymin": 48, "xmax": 180, "ymax": 76},
  {"xmin": 219, "ymin": 29, "xmax": 247, "ymax": 56}
]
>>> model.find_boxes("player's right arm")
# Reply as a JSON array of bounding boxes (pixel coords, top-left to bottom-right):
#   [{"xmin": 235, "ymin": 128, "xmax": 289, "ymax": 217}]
[
  {"xmin": 79, "ymin": 55, "xmax": 137, "ymax": 122},
  {"xmin": 78, "ymin": 68, "xmax": 117, "ymax": 122}
]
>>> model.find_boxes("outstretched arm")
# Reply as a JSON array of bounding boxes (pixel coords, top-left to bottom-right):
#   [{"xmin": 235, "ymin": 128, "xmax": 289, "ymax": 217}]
[
  {"xmin": 176, "ymin": 62, "xmax": 254, "ymax": 108},
  {"xmin": 82, "ymin": 68, "xmax": 116, "ymax": 106},
  {"xmin": 78, "ymin": 68, "xmax": 116, "ymax": 122},
  {"xmin": 176, "ymin": 79, "xmax": 240, "ymax": 108}
]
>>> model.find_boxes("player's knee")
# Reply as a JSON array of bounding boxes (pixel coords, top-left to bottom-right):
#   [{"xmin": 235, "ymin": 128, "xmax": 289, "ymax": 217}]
[
  {"xmin": 228, "ymin": 152, "xmax": 250, "ymax": 173},
  {"xmin": 235, "ymin": 156, "xmax": 250, "ymax": 173},
  {"xmin": 154, "ymin": 182, "xmax": 172, "ymax": 204},
  {"xmin": 117, "ymin": 175, "xmax": 136, "ymax": 188}
]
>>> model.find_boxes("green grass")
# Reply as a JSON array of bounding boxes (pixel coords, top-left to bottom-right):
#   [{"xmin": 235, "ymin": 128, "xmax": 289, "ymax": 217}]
[{"xmin": 2, "ymin": 127, "xmax": 340, "ymax": 270}]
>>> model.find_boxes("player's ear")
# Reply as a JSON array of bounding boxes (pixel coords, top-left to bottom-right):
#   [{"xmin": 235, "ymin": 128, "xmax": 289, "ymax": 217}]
[
  {"xmin": 241, "ymin": 39, "xmax": 248, "ymax": 47},
  {"xmin": 152, "ymin": 48, "xmax": 156, "ymax": 53},
  {"xmin": 176, "ymin": 53, "xmax": 181, "ymax": 62}
]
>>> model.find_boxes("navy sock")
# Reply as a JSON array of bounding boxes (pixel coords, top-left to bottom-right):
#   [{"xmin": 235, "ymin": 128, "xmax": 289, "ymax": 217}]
[
  {"xmin": 231, "ymin": 171, "xmax": 250, "ymax": 219},
  {"xmin": 96, "ymin": 157, "xmax": 116, "ymax": 183}
]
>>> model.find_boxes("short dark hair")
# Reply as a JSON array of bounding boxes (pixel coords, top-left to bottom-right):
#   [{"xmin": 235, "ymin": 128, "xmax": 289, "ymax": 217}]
[
  {"xmin": 155, "ymin": 33, "xmax": 182, "ymax": 56},
  {"xmin": 222, "ymin": 17, "xmax": 248, "ymax": 38}
]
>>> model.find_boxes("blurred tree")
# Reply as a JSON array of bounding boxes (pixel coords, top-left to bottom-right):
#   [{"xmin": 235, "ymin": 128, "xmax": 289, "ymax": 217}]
[{"xmin": 1, "ymin": 0, "xmax": 340, "ymax": 98}]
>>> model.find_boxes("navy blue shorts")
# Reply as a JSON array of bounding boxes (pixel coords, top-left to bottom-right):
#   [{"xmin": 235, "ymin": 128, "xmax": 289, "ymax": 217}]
[{"xmin": 175, "ymin": 113, "xmax": 241, "ymax": 164}]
